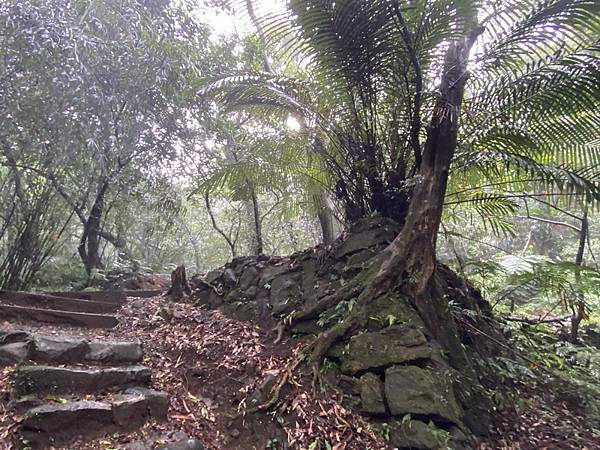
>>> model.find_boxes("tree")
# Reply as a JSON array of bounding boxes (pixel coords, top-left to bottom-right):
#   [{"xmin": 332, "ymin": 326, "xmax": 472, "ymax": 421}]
[
  {"xmin": 205, "ymin": 0, "xmax": 600, "ymax": 367},
  {"xmin": 0, "ymin": 161, "xmax": 73, "ymax": 290},
  {"xmin": 0, "ymin": 0, "xmax": 208, "ymax": 276}
]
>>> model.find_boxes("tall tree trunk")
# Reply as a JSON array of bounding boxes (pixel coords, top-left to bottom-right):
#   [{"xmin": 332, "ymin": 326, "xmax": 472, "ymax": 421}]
[
  {"xmin": 204, "ymin": 190, "xmax": 238, "ymax": 258},
  {"xmin": 367, "ymin": 30, "xmax": 481, "ymax": 323},
  {"xmin": 571, "ymin": 205, "xmax": 588, "ymax": 342},
  {"xmin": 317, "ymin": 190, "xmax": 336, "ymax": 244},
  {"xmin": 247, "ymin": 186, "xmax": 264, "ymax": 255},
  {"xmin": 245, "ymin": 0, "xmax": 273, "ymax": 72},
  {"xmin": 79, "ymin": 180, "xmax": 109, "ymax": 275}
]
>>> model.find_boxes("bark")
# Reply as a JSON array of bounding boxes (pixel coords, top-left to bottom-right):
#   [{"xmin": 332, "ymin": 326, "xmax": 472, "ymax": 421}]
[
  {"xmin": 170, "ymin": 265, "xmax": 192, "ymax": 301},
  {"xmin": 78, "ymin": 180, "xmax": 109, "ymax": 275},
  {"xmin": 571, "ymin": 206, "xmax": 588, "ymax": 342},
  {"xmin": 249, "ymin": 186, "xmax": 264, "ymax": 255},
  {"xmin": 317, "ymin": 191, "xmax": 336, "ymax": 244}
]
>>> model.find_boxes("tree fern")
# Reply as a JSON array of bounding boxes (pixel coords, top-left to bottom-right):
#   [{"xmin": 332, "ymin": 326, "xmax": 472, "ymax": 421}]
[{"xmin": 205, "ymin": 0, "xmax": 600, "ymax": 227}]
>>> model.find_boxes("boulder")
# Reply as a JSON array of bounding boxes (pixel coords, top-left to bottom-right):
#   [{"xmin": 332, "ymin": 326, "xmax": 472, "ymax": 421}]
[
  {"xmin": 334, "ymin": 219, "xmax": 397, "ymax": 259},
  {"xmin": 359, "ymin": 373, "xmax": 387, "ymax": 415},
  {"xmin": 345, "ymin": 248, "xmax": 377, "ymax": 268},
  {"xmin": 364, "ymin": 294, "xmax": 425, "ymax": 331},
  {"xmin": 258, "ymin": 264, "xmax": 293, "ymax": 286},
  {"xmin": 239, "ymin": 266, "xmax": 259, "ymax": 290},
  {"xmin": 223, "ymin": 268, "xmax": 237, "ymax": 287},
  {"xmin": 204, "ymin": 268, "xmax": 224, "ymax": 285},
  {"xmin": 0, "ymin": 330, "xmax": 30, "ymax": 345},
  {"xmin": 340, "ymin": 326, "xmax": 431, "ymax": 374},
  {"xmin": 337, "ymin": 375, "xmax": 362, "ymax": 396},
  {"xmin": 124, "ymin": 386, "xmax": 169, "ymax": 420},
  {"xmin": 269, "ymin": 272, "xmax": 303, "ymax": 315},
  {"xmin": 157, "ymin": 439, "xmax": 205, "ymax": 450},
  {"xmin": 112, "ymin": 395, "xmax": 150, "ymax": 428},
  {"xmin": 247, "ymin": 374, "xmax": 277, "ymax": 407},
  {"xmin": 221, "ymin": 300, "xmax": 259, "ymax": 322},
  {"xmin": 384, "ymin": 366, "xmax": 462, "ymax": 425},
  {"xmin": 8, "ymin": 394, "xmax": 44, "ymax": 413},
  {"xmin": 31, "ymin": 335, "xmax": 89, "ymax": 363},
  {"xmin": 15, "ymin": 365, "xmax": 152, "ymax": 396},
  {"xmin": 22, "ymin": 401, "xmax": 114, "ymax": 445},
  {"xmin": 86, "ymin": 340, "xmax": 143, "ymax": 364},
  {"xmin": 389, "ymin": 419, "xmax": 449, "ymax": 449},
  {"xmin": 0, "ymin": 341, "xmax": 30, "ymax": 365}
]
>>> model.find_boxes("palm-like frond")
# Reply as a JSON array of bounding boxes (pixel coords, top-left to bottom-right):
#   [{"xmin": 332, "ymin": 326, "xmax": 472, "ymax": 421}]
[
  {"xmin": 450, "ymin": 0, "xmax": 600, "ymax": 218},
  {"xmin": 444, "ymin": 192, "xmax": 519, "ymax": 237},
  {"xmin": 206, "ymin": 0, "xmax": 600, "ymax": 225},
  {"xmin": 200, "ymin": 73, "xmax": 314, "ymax": 119}
]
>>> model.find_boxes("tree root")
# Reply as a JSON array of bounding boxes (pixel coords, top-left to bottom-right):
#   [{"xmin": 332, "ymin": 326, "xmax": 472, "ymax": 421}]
[
  {"xmin": 197, "ymin": 279, "xmax": 223, "ymax": 296},
  {"xmin": 243, "ymin": 341, "xmax": 315, "ymax": 415},
  {"xmin": 273, "ymin": 281, "xmax": 364, "ymax": 344},
  {"xmin": 249, "ymin": 310, "xmax": 362, "ymax": 415}
]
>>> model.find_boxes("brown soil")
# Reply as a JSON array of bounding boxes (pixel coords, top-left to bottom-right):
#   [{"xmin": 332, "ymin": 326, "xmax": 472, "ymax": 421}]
[
  {"xmin": 0, "ymin": 295, "xmax": 387, "ymax": 450},
  {"xmin": 1, "ymin": 294, "xmax": 598, "ymax": 449}
]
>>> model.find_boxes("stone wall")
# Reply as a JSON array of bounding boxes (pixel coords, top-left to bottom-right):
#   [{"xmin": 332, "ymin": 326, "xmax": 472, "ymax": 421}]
[{"xmin": 191, "ymin": 218, "xmax": 496, "ymax": 449}]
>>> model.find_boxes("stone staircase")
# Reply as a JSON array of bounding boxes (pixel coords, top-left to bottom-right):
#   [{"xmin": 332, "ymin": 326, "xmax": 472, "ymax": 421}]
[
  {"xmin": 0, "ymin": 290, "xmax": 161, "ymax": 329},
  {"xmin": 0, "ymin": 290, "xmax": 169, "ymax": 448},
  {"xmin": 0, "ymin": 290, "xmax": 125, "ymax": 329}
]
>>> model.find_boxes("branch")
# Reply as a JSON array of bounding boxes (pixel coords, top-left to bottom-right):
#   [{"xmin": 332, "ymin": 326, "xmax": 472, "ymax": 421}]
[
  {"xmin": 445, "ymin": 191, "xmax": 586, "ymax": 206},
  {"xmin": 516, "ymin": 214, "xmax": 581, "ymax": 233},
  {"xmin": 260, "ymin": 191, "xmax": 283, "ymax": 224},
  {"xmin": 245, "ymin": 0, "xmax": 273, "ymax": 73},
  {"xmin": 0, "ymin": 161, "xmax": 88, "ymax": 224},
  {"xmin": 446, "ymin": 179, "xmax": 547, "ymax": 197},
  {"xmin": 526, "ymin": 194, "xmax": 583, "ymax": 221},
  {"xmin": 392, "ymin": 1, "xmax": 422, "ymax": 171},
  {"xmin": 1, "ymin": 150, "xmax": 27, "ymax": 206},
  {"xmin": 204, "ymin": 190, "xmax": 236, "ymax": 256},
  {"xmin": 505, "ymin": 315, "xmax": 570, "ymax": 324},
  {"xmin": 98, "ymin": 230, "xmax": 126, "ymax": 249},
  {"xmin": 443, "ymin": 230, "xmax": 514, "ymax": 255}
]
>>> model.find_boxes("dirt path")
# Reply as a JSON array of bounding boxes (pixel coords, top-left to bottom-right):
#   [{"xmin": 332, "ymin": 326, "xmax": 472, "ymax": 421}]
[{"xmin": 1, "ymin": 295, "xmax": 386, "ymax": 450}]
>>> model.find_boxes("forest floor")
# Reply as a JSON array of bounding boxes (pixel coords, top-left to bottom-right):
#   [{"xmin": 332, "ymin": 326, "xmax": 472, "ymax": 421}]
[{"xmin": 1, "ymin": 295, "xmax": 599, "ymax": 449}]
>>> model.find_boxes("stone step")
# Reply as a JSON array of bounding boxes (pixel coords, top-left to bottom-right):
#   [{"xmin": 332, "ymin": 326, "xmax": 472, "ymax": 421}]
[
  {"xmin": 48, "ymin": 289, "xmax": 162, "ymax": 300},
  {"xmin": 14, "ymin": 365, "xmax": 152, "ymax": 396},
  {"xmin": 124, "ymin": 289, "xmax": 164, "ymax": 298},
  {"xmin": 0, "ymin": 304, "xmax": 118, "ymax": 328},
  {"xmin": 0, "ymin": 291, "xmax": 119, "ymax": 314},
  {"xmin": 21, "ymin": 388, "xmax": 168, "ymax": 447},
  {"xmin": 48, "ymin": 290, "xmax": 126, "ymax": 304},
  {"xmin": 0, "ymin": 332, "xmax": 143, "ymax": 366}
]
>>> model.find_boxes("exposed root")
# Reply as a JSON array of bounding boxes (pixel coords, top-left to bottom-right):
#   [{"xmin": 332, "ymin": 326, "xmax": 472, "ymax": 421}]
[
  {"xmin": 243, "ymin": 340, "xmax": 315, "ymax": 415},
  {"xmin": 273, "ymin": 282, "xmax": 364, "ymax": 344},
  {"xmin": 273, "ymin": 321, "xmax": 286, "ymax": 344},
  {"xmin": 252, "ymin": 312, "xmax": 362, "ymax": 414},
  {"xmin": 309, "ymin": 319, "xmax": 355, "ymax": 366},
  {"xmin": 197, "ymin": 278, "xmax": 223, "ymax": 296}
]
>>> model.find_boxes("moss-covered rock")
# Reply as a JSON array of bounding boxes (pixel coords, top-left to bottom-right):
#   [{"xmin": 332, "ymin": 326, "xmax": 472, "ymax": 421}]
[
  {"xmin": 364, "ymin": 294, "xmax": 425, "ymax": 331},
  {"xmin": 389, "ymin": 419, "xmax": 449, "ymax": 449},
  {"xmin": 359, "ymin": 373, "xmax": 387, "ymax": 415},
  {"xmin": 340, "ymin": 326, "xmax": 431, "ymax": 374},
  {"xmin": 385, "ymin": 366, "xmax": 462, "ymax": 425},
  {"xmin": 333, "ymin": 218, "xmax": 398, "ymax": 259}
]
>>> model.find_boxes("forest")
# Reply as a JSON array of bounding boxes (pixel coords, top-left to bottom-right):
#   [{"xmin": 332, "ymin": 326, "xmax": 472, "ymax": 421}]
[{"xmin": 0, "ymin": 0, "xmax": 599, "ymax": 449}]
